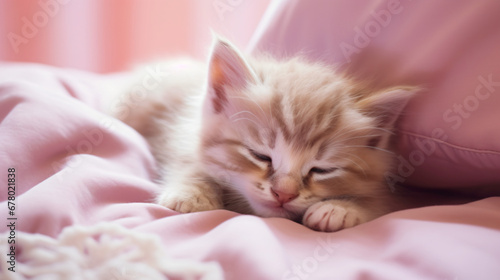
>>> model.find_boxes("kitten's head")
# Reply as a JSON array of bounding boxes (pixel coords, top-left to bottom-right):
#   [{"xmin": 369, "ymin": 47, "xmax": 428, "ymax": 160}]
[{"xmin": 199, "ymin": 37, "xmax": 416, "ymax": 221}]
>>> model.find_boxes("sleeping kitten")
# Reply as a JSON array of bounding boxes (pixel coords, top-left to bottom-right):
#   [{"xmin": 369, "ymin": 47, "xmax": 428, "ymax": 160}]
[{"xmin": 113, "ymin": 37, "xmax": 416, "ymax": 232}]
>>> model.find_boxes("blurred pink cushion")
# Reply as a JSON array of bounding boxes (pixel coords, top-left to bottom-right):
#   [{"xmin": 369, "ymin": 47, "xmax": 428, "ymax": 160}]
[{"xmin": 249, "ymin": 0, "xmax": 500, "ymax": 193}]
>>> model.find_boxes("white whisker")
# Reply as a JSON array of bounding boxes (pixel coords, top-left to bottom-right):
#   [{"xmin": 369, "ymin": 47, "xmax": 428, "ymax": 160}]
[
  {"xmin": 343, "ymin": 157, "xmax": 367, "ymax": 177},
  {"xmin": 333, "ymin": 150, "xmax": 370, "ymax": 171},
  {"xmin": 339, "ymin": 134, "xmax": 383, "ymax": 143},
  {"xmin": 331, "ymin": 126, "xmax": 394, "ymax": 143},
  {"xmin": 229, "ymin": 110, "xmax": 259, "ymax": 121},
  {"xmin": 342, "ymin": 145, "xmax": 394, "ymax": 154},
  {"xmin": 230, "ymin": 117, "xmax": 261, "ymax": 127},
  {"xmin": 228, "ymin": 95, "xmax": 270, "ymax": 125}
]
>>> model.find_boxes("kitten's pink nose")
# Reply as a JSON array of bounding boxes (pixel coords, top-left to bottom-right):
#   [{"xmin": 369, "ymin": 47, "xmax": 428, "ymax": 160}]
[{"xmin": 271, "ymin": 188, "xmax": 298, "ymax": 205}]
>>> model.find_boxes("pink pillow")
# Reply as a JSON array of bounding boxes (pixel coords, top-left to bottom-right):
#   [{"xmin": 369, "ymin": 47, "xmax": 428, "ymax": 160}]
[{"xmin": 249, "ymin": 0, "xmax": 500, "ymax": 194}]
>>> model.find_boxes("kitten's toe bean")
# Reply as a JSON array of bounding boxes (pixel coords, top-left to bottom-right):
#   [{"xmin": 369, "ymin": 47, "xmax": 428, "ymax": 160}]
[
  {"xmin": 303, "ymin": 201, "xmax": 362, "ymax": 232},
  {"xmin": 158, "ymin": 190, "xmax": 222, "ymax": 213}
]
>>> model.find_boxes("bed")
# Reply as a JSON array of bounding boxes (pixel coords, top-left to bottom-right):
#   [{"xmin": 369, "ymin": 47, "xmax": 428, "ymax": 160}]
[{"xmin": 1, "ymin": 1, "xmax": 500, "ymax": 279}]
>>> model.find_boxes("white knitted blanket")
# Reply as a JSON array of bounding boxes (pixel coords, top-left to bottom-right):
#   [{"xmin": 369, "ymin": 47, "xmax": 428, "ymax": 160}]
[{"xmin": 0, "ymin": 223, "xmax": 224, "ymax": 280}]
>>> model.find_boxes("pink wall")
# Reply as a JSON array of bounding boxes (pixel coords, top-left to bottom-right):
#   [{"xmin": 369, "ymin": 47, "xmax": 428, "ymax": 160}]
[{"xmin": 0, "ymin": 0, "xmax": 271, "ymax": 73}]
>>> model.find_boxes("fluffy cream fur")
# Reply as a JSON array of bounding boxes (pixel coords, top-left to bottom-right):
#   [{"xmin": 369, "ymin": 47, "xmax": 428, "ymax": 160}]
[{"xmin": 113, "ymin": 37, "xmax": 417, "ymax": 232}]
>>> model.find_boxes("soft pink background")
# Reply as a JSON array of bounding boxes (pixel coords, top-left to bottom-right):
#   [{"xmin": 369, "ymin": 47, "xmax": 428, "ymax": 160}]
[{"xmin": 0, "ymin": 0, "xmax": 271, "ymax": 73}]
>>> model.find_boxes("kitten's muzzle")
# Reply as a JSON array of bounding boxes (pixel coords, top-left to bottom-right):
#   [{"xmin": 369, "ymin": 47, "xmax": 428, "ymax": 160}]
[
  {"xmin": 270, "ymin": 176, "xmax": 300, "ymax": 205},
  {"xmin": 271, "ymin": 188, "xmax": 298, "ymax": 205}
]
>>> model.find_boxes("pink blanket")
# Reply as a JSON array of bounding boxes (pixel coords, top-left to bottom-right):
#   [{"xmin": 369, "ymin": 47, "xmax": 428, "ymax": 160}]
[{"xmin": 1, "ymin": 62, "xmax": 500, "ymax": 279}]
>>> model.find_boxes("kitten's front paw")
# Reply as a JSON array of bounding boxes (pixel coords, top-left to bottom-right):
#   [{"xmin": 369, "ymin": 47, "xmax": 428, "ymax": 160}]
[
  {"xmin": 302, "ymin": 201, "xmax": 364, "ymax": 232},
  {"xmin": 158, "ymin": 189, "xmax": 222, "ymax": 213}
]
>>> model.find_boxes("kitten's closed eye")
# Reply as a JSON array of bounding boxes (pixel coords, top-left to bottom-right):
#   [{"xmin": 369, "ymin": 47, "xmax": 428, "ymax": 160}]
[
  {"xmin": 249, "ymin": 149, "xmax": 272, "ymax": 162},
  {"xmin": 309, "ymin": 167, "xmax": 340, "ymax": 182},
  {"xmin": 309, "ymin": 167, "xmax": 338, "ymax": 174}
]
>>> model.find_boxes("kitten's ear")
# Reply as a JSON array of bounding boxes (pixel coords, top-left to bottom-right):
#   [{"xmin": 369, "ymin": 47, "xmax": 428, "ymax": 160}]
[
  {"xmin": 357, "ymin": 87, "xmax": 419, "ymax": 128},
  {"xmin": 207, "ymin": 36, "xmax": 258, "ymax": 113}
]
